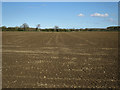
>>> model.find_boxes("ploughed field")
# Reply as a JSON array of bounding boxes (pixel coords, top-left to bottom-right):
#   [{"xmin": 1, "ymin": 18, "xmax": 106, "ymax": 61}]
[{"xmin": 2, "ymin": 32, "xmax": 118, "ymax": 88}]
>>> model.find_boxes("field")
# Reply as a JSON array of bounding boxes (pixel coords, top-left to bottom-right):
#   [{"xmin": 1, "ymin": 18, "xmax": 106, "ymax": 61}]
[{"xmin": 2, "ymin": 32, "xmax": 119, "ymax": 88}]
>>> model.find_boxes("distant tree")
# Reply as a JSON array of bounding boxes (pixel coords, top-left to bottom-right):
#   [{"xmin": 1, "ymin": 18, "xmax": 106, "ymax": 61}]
[
  {"xmin": 7, "ymin": 27, "xmax": 16, "ymax": 31},
  {"xmin": 36, "ymin": 24, "xmax": 40, "ymax": 31},
  {"xmin": 20, "ymin": 23, "xmax": 29, "ymax": 31},
  {"xmin": 15, "ymin": 26, "xmax": 19, "ymax": 31},
  {"xmin": 2, "ymin": 26, "xmax": 7, "ymax": 29},
  {"xmin": 54, "ymin": 26, "xmax": 59, "ymax": 32},
  {"xmin": 107, "ymin": 26, "xmax": 120, "ymax": 31},
  {"xmin": 2, "ymin": 26, "xmax": 7, "ymax": 31}
]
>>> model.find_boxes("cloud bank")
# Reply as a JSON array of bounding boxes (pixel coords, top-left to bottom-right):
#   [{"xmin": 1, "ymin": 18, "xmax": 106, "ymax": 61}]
[{"xmin": 90, "ymin": 13, "xmax": 109, "ymax": 17}]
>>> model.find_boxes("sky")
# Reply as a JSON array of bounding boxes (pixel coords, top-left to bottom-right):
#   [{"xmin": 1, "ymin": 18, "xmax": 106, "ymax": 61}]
[
  {"xmin": 1, "ymin": 0, "xmax": 120, "ymax": 2},
  {"xmin": 2, "ymin": 2, "xmax": 118, "ymax": 29}
]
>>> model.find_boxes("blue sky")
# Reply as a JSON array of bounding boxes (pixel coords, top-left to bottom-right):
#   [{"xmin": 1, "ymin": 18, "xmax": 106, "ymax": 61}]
[
  {"xmin": 2, "ymin": 0, "xmax": 120, "ymax": 2},
  {"xmin": 2, "ymin": 2, "xmax": 118, "ymax": 29}
]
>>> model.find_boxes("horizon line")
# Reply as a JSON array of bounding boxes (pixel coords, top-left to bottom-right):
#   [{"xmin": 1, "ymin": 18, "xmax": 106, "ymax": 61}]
[{"xmin": 1, "ymin": 25, "xmax": 119, "ymax": 29}]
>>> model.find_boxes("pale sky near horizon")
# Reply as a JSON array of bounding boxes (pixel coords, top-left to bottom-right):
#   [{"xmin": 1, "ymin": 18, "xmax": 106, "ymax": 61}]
[
  {"xmin": 1, "ymin": 0, "xmax": 120, "ymax": 2},
  {"xmin": 2, "ymin": 2, "xmax": 118, "ymax": 29}
]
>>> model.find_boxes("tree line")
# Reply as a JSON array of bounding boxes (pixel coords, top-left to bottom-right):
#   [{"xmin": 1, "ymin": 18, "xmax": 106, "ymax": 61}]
[{"xmin": 1, "ymin": 23, "xmax": 120, "ymax": 32}]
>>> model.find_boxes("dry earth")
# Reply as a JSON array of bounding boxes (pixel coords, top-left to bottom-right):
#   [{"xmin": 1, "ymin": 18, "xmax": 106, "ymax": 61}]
[{"xmin": 2, "ymin": 32, "xmax": 119, "ymax": 88}]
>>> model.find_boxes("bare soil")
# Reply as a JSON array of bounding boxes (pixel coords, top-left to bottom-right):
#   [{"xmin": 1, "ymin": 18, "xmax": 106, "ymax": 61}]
[{"xmin": 2, "ymin": 32, "xmax": 119, "ymax": 88}]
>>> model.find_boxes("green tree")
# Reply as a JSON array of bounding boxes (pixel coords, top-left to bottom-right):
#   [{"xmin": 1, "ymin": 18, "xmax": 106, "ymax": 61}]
[
  {"xmin": 20, "ymin": 23, "xmax": 29, "ymax": 31},
  {"xmin": 36, "ymin": 24, "xmax": 40, "ymax": 31},
  {"xmin": 2, "ymin": 26, "xmax": 7, "ymax": 31},
  {"xmin": 54, "ymin": 26, "xmax": 59, "ymax": 32}
]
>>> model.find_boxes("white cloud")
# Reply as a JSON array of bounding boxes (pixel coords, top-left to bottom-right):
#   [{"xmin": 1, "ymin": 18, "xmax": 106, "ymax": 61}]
[
  {"xmin": 91, "ymin": 13, "xmax": 109, "ymax": 17},
  {"xmin": 78, "ymin": 13, "xmax": 84, "ymax": 17}
]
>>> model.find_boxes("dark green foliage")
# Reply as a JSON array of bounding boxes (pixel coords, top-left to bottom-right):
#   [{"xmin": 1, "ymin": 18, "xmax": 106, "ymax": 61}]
[{"xmin": 107, "ymin": 26, "xmax": 120, "ymax": 31}]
